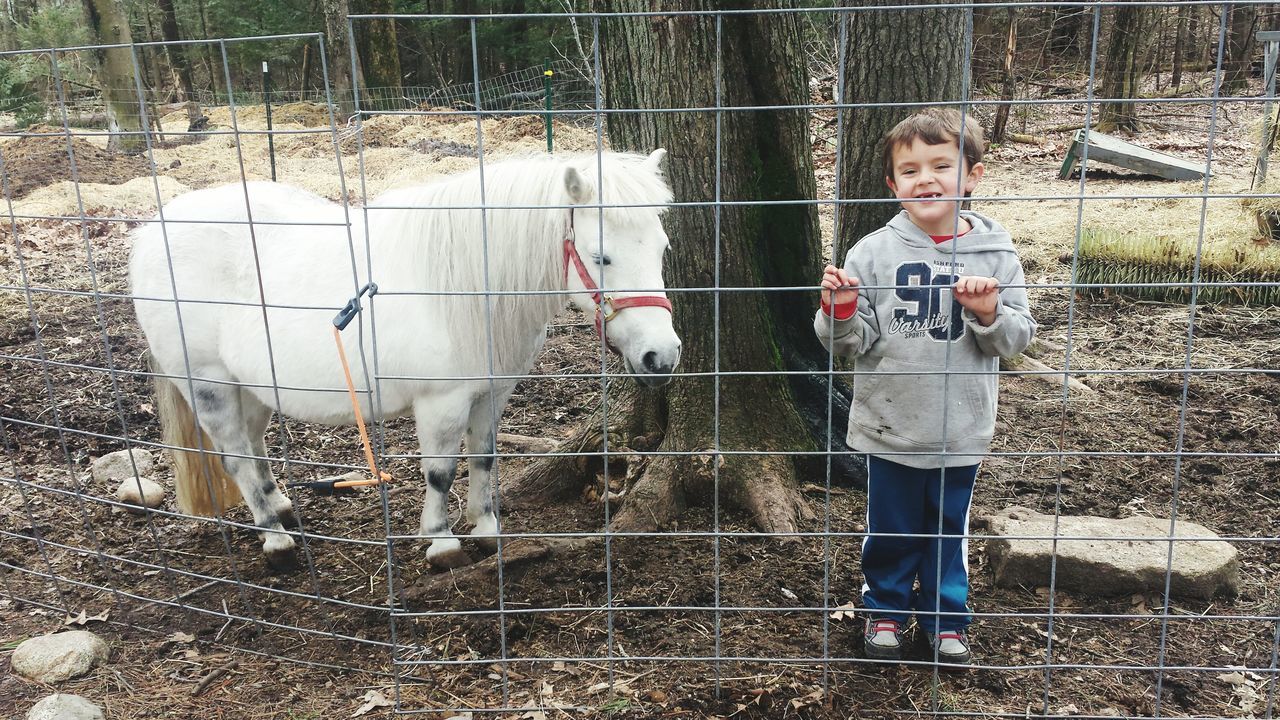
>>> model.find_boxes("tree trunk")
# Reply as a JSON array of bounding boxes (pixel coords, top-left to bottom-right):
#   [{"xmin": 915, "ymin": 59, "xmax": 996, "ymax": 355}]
[
  {"xmin": 321, "ymin": 0, "xmax": 362, "ymax": 114},
  {"xmin": 1097, "ymin": 4, "xmax": 1146, "ymax": 133},
  {"xmin": 1221, "ymin": 3, "xmax": 1257, "ymax": 95},
  {"xmin": 513, "ymin": 0, "xmax": 864, "ymax": 535},
  {"xmin": 354, "ymin": 0, "xmax": 402, "ymax": 108},
  {"xmin": 992, "ymin": 7, "xmax": 1018, "ymax": 144},
  {"xmin": 1172, "ymin": 2, "xmax": 1189, "ymax": 89},
  {"xmin": 81, "ymin": 0, "xmax": 144, "ymax": 153},
  {"xmin": 835, "ymin": 0, "xmax": 970, "ymax": 256},
  {"xmin": 155, "ymin": 0, "xmax": 202, "ymax": 129}
]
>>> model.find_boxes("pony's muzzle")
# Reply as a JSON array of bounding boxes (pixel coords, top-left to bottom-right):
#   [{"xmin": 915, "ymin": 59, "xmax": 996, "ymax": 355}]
[{"xmin": 633, "ymin": 343, "xmax": 680, "ymax": 388}]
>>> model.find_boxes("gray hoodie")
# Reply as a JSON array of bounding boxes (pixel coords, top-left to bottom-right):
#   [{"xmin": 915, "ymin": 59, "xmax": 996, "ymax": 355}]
[{"xmin": 815, "ymin": 210, "xmax": 1036, "ymax": 468}]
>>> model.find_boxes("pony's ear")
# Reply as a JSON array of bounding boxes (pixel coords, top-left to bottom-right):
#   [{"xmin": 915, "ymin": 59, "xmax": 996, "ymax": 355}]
[
  {"xmin": 563, "ymin": 166, "xmax": 594, "ymax": 205},
  {"xmin": 644, "ymin": 148, "xmax": 668, "ymax": 172}
]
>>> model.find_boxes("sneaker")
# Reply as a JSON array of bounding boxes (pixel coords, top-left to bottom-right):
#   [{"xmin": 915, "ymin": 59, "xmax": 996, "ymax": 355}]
[
  {"xmin": 928, "ymin": 630, "xmax": 972, "ymax": 665},
  {"xmin": 863, "ymin": 618, "xmax": 903, "ymax": 661}
]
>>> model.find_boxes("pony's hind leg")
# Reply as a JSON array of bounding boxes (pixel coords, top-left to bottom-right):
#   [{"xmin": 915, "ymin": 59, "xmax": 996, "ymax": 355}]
[
  {"xmin": 414, "ymin": 393, "xmax": 471, "ymax": 569},
  {"xmin": 466, "ymin": 387, "xmax": 515, "ymax": 554},
  {"xmin": 241, "ymin": 391, "xmax": 298, "ymax": 531},
  {"xmin": 190, "ymin": 378, "xmax": 298, "ymax": 572}
]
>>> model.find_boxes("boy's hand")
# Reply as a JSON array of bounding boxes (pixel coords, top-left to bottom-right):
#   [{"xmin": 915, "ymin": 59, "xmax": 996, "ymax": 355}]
[
  {"xmin": 821, "ymin": 265, "xmax": 859, "ymax": 308},
  {"xmin": 954, "ymin": 275, "xmax": 999, "ymax": 326}
]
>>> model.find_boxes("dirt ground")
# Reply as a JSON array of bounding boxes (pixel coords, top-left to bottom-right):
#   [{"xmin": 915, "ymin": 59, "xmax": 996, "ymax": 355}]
[{"xmin": 1, "ymin": 76, "xmax": 1278, "ymax": 719}]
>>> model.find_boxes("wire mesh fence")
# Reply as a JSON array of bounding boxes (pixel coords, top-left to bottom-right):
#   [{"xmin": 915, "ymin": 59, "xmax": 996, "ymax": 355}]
[{"xmin": 0, "ymin": 3, "xmax": 1278, "ymax": 719}]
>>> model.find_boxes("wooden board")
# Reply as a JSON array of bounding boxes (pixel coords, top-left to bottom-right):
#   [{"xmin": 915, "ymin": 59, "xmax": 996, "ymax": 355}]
[{"xmin": 1058, "ymin": 129, "xmax": 1206, "ymax": 181}]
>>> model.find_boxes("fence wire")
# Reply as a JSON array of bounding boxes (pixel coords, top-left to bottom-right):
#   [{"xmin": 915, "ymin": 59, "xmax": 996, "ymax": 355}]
[{"xmin": 0, "ymin": 3, "xmax": 1277, "ymax": 719}]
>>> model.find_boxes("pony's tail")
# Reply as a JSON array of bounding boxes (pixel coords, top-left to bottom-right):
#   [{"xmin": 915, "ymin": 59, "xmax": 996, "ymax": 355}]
[{"xmin": 150, "ymin": 352, "xmax": 242, "ymax": 516}]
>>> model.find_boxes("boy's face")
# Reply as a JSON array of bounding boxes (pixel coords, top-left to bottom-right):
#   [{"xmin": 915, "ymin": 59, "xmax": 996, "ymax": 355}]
[{"xmin": 885, "ymin": 137, "xmax": 984, "ymax": 236}]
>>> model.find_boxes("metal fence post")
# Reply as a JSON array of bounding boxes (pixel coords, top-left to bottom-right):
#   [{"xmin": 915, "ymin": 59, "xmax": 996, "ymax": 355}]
[
  {"xmin": 263, "ymin": 60, "xmax": 277, "ymax": 181},
  {"xmin": 544, "ymin": 59, "xmax": 554, "ymax": 153}
]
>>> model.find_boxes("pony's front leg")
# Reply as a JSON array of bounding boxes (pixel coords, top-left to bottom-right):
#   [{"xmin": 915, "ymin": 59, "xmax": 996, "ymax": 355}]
[{"xmin": 414, "ymin": 395, "xmax": 471, "ymax": 569}]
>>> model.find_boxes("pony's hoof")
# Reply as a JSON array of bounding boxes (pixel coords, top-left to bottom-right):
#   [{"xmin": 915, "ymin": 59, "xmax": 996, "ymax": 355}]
[
  {"xmin": 264, "ymin": 547, "xmax": 300, "ymax": 574},
  {"xmin": 426, "ymin": 547, "xmax": 474, "ymax": 570}
]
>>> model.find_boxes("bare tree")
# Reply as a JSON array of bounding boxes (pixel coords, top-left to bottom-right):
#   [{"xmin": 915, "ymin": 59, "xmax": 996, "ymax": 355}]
[
  {"xmin": 81, "ymin": 0, "xmax": 144, "ymax": 153},
  {"xmin": 1097, "ymin": 3, "xmax": 1147, "ymax": 133},
  {"xmin": 835, "ymin": 0, "xmax": 970, "ymax": 255},
  {"xmin": 321, "ymin": 0, "xmax": 362, "ymax": 114},
  {"xmin": 354, "ymin": 0, "xmax": 402, "ymax": 104},
  {"xmin": 155, "ymin": 0, "xmax": 203, "ymax": 130},
  {"xmin": 506, "ymin": 1, "xmax": 861, "ymax": 535},
  {"xmin": 1221, "ymin": 2, "xmax": 1258, "ymax": 95},
  {"xmin": 1172, "ymin": 2, "xmax": 1190, "ymax": 89}
]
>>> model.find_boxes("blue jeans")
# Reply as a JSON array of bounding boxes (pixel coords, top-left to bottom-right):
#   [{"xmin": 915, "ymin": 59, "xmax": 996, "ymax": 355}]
[{"xmin": 861, "ymin": 455, "xmax": 978, "ymax": 633}]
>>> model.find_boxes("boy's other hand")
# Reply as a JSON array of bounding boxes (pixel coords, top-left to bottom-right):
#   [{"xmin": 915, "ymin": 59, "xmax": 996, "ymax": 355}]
[
  {"xmin": 954, "ymin": 275, "xmax": 999, "ymax": 326},
  {"xmin": 821, "ymin": 265, "xmax": 859, "ymax": 308}
]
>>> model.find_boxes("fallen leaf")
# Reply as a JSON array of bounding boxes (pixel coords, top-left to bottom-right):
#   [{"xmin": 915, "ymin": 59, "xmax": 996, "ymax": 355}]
[
  {"xmin": 63, "ymin": 609, "xmax": 108, "ymax": 626},
  {"xmin": 828, "ymin": 602, "xmax": 858, "ymax": 621},
  {"xmin": 351, "ymin": 689, "xmax": 393, "ymax": 717},
  {"xmin": 520, "ymin": 712, "xmax": 547, "ymax": 720},
  {"xmin": 780, "ymin": 587, "xmax": 798, "ymax": 601},
  {"xmin": 168, "ymin": 631, "xmax": 195, "ymax": 643},
  {"xmin": 1220, "ymin": 671, "xmax": 1247, "ymax": 686}
]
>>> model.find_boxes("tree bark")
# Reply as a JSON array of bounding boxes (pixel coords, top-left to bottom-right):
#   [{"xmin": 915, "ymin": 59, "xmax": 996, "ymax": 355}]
[
  {"xmin": 321, "ymin": 0, "xmax": 362, "ymax": 114},
  {"xmin": 155, "ymin": 0, "xmax": 202, "ymax": 129},
  {"xmin": 1221, "ymin": 3, "xmax": 1257, "ymax": 95},
  {"xmin": 600, "ymin": 0, "xmax": 822, "ymax": 533},
  {"xmin": 354, "ymin": 0, "xmax": 402, "ymax": 106},
  {"xmin": 835, "ymin": 0, "xmax": 970, "ymax": 257},
  {"xmin": 81, "ymin": 0, "xmax": 144, "ymax": 153},
  {"xmin": 1171, "ymin": 2, "xmax": 1189, "ymax": 89},
  {"xmin": 1097, "ymin": 3, "xmax": 1146, "ymax": 133},
  {"xmin": 511, "ymin": 0, "xmax": 864, "ymax": 535},
  {"xmin": 992, "ymin": 7, "xmax": 1018, "ymax": 144}
]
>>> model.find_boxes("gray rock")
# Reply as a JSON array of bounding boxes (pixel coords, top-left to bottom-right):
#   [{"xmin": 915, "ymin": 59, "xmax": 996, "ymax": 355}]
[
  {"xmin": 114, "ymin": 476, "xmax": 165, "ymax": 512},
  {"xmin": 27, "ymin": 694, "xmax": 104, "ymax": 720},
  {"xmin": 983, "ymin": 506, "xmax": 1238, "ymax": 599},
  {"xmin": 11, "ymin": 631, "xmax": 109, "ymax": 683},
  {"xmin": 91, "ymin": 448, "xmax": 155, "ymax": 484}
]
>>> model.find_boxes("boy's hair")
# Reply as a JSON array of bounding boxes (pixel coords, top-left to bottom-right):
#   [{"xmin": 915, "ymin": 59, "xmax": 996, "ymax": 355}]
[{"xmin": 882, "ymin": 108, "xmax": 985, "ymax": 180}]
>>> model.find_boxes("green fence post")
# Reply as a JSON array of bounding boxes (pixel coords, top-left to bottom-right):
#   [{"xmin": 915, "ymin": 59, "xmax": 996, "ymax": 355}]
[{"xmin": 544, "ymin": 59, "xmax": 553, "ymax": 153}]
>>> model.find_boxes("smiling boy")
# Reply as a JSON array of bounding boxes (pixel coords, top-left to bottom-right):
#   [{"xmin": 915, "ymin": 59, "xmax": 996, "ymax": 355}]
[{"xmin": 814, "ymin": 108, "xmax": 1036, "ymax": 665}]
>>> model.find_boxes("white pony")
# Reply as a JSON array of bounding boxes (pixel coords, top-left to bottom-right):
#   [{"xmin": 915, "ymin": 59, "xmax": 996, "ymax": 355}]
[{"xmin": 130, "ymin": 150, "xmax": 681, "ymax": 571}]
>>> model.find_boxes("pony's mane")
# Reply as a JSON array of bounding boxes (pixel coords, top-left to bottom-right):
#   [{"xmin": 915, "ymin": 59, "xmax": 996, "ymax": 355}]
[{"xmin": 365, "ymin": 151, "xmax": 672, "ymax": 373}]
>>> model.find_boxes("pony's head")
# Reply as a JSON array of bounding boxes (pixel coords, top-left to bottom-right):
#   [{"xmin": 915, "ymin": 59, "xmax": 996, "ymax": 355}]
[{"xmin": 561, "ymin": 149, "xmax": 681, "ymax": 388}]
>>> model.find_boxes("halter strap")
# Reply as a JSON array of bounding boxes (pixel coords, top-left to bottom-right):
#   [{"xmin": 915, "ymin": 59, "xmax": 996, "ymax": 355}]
[{"xmin": 562, "ymin": 209, "xmax": 673, "ymax": 345}]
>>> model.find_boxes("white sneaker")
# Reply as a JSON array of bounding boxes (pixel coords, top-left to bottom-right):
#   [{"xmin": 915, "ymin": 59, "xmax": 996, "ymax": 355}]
[
  {"xmin": 928, "ymin": 630, "xmax": 972, "ymax": 665},
  {"xmin": 863, "ymin": 618, "xmax": 903, "ymax": 661}
]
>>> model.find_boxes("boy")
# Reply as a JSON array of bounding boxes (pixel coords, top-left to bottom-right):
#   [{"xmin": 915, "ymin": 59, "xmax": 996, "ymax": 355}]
[{"xmin": 815, "ymin": 108, "xmax": 1036, "ymax": 665}]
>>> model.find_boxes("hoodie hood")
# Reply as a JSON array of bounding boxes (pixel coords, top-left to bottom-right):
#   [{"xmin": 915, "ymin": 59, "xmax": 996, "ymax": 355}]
[{"xmin": 887, "ymin": 209, "xmax": 1017, "ymax": 254}]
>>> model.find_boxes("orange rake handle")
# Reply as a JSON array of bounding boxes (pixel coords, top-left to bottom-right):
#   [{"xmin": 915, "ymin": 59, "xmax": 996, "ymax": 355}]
[{"xmin": 332, "ymin": 324, "xmax": 392, "ymax": 488}]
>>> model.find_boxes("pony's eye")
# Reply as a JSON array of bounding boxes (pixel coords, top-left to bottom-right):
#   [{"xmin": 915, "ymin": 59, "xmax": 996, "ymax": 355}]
[{"xmin": 592, "ymin": 254, "xmax": 611, "ymax": 266}]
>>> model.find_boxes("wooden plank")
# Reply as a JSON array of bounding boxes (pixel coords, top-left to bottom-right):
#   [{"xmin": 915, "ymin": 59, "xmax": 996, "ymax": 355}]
[
  {"xmin": 1066, "ymin": 130, "xmax": 1205, "ymax": 181},
  {"xmin": 1058, "ymin": 132, "xmax": 1081, "ymax": 180}
]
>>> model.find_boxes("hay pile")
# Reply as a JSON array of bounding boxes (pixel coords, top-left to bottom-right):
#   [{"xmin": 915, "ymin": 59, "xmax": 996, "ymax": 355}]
[
  {"xmin": 0, "ymin": 130, "xmax": 151, "ymax": 200},
  {"xmin": 0, "ymin": 109, "xmax": 610, "ymax": 223}
]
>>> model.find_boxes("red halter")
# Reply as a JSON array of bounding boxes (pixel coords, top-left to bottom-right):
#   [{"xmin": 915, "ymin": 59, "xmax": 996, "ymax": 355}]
[{"xmin": 562, "ymin": 210, "xmax": 673, "ymax": 344}]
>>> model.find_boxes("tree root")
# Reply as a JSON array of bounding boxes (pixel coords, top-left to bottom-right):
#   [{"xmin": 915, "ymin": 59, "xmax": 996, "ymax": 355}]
[{"xmin": 400, "ymin": 537, "xmax": 595, "ymax": 608}]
